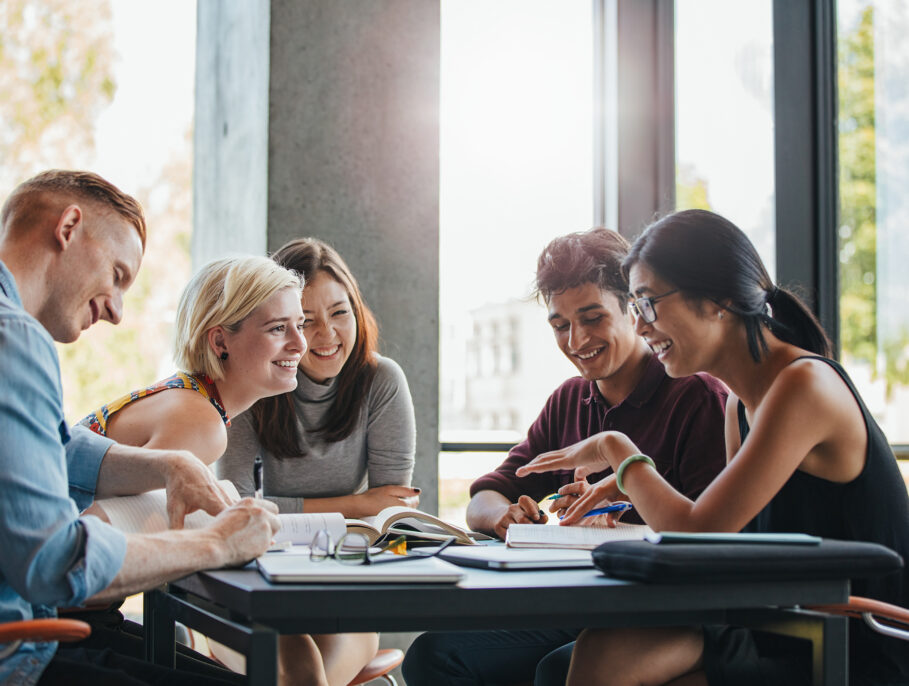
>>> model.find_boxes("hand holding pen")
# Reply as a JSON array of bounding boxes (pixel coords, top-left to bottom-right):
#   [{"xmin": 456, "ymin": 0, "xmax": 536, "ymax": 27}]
[{"xmin": 549, "ymin": 473, "xmax": 627, "ymax": 527}]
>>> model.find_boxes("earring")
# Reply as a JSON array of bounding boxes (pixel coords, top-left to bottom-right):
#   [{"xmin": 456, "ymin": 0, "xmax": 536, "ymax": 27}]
[
  {"xmin": 220, "ymin": 351, "xmax": 229, "ymax": 361},
  {"xmin": 718, "ymin": 312, "xmax": 725, "ymax": 320}
]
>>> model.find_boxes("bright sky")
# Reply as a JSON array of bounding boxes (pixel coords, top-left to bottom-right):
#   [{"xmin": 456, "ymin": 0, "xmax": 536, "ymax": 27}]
[{"xmin": 91, "ymin": 0, "xmax": 196, "ymax": 194}]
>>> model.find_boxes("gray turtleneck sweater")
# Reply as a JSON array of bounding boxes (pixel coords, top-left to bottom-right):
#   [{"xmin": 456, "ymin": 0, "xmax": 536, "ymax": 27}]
[{"xmin": 216, "ymin": 355, "xmax": 415, "ymax": 513}]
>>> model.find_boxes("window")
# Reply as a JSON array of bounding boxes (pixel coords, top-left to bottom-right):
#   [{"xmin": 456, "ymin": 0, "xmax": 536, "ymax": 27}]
[
  {"xmin": 837, "ymin": 0, "xmax": 909, "ymax": 447},
  {"xmin": 439, "ymin": 0, "xmax": 590, "ymax": 524},
  {"xmin": 674, "ymin": 0, "xmax": 775, "ymax": 274}
]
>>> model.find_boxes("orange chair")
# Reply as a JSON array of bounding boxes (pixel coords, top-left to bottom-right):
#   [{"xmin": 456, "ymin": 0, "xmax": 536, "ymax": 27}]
[
  {"xmin": 0, "ymin": 618, "xmax": 92, "ymax": 660},
  {"xmin": 347, "ymin": 648, "xmax": 404, "ymax": 686},
  {"xmin": 807, "ymin": 595, "xmax": 909, "ymax": 641}
]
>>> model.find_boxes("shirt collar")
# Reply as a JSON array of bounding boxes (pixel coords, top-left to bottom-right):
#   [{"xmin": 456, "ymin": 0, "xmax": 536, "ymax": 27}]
[
  {"xmin": 582, "ymin": 352, "xmax": 666, "ymax": 409},
  {"xmin": 0, "ymin": 258, "xmax": 22, "ymax": 308}
]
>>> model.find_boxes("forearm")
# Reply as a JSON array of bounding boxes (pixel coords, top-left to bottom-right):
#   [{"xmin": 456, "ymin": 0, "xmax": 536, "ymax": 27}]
[
  {"xmin": 94, "ymin": 443, "xmax": 175, "ymax": 497},
  {"xmin": 88, "ymin": 529, "xmax": 224, "ymax": 604},
  {"xmin": 302, "ymin": 494, "xmax": 361, "ymax": 518},
  {"xmin": 466, "ymin": 490, "xmax": 512, "ymax": 535}
]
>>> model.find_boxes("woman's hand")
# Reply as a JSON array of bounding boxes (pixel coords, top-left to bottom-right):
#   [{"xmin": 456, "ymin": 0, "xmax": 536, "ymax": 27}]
[
  {"xmin": 516, "ymin": 432, "xmax": 639, "ymax": 481},
  {"xmin": 352, "ymin": 485, "xmax": 421, "ymax": 517}
]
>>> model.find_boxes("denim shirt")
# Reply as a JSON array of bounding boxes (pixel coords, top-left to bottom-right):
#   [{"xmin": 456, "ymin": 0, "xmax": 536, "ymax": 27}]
[{"xmin": 0, "ymin": 259, "xmax": 127, "ymax": 685}]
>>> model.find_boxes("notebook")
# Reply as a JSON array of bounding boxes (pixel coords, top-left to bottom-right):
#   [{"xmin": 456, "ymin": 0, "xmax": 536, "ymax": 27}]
[
  {"xmin": 505, "ymin": 522, "xmax": 653, "ymax": 550},
  {"xmin": 256, "ymin": 553, "xmax": 466, "ymax": 584},
  {"xmin": 439, "ymin": 545, "xmax": 593, "ymax": 570}
]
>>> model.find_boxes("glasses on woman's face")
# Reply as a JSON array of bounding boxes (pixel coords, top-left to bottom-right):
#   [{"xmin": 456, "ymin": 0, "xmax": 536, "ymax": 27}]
[
  {"xmin": 309, "ymin": 530, "xmax": 455, "ymax": 565},
  {"xmin": 628, "ymin": 289, "xmax": 679, "ymax": 324}
]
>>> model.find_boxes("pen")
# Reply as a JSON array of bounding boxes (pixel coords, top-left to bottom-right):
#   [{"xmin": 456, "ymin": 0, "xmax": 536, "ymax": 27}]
[
  {"xmin": 581, "ymin": 502, "xmax": 633, "ymax": 518},
  {"xmin": 253, "ymin": 455, "xmax": 263, "ymax": 500}
]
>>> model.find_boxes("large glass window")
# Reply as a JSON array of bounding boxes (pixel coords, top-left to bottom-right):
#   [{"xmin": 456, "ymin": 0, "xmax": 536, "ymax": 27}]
[
  {"xmin": 838, "ymin": 1, "xmax": 909, "ymax": 449},
  {"xmin": 674, "ymin": 0, "xmax": 775, "ymax": 274},
  {"xmin": 439, "ymin": 0, "xmax": 592, "ymax": 524}
]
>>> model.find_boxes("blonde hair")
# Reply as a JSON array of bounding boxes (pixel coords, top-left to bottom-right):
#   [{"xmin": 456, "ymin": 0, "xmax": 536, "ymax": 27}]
[{"xmin": 174, "ymin": 256, "xmax": 303, "ymax": 379}]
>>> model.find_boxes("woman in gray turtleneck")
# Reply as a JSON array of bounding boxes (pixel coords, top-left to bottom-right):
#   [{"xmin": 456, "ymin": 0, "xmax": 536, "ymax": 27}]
[{"xmin": 218, "ymin": 237, "xmax": 416, "ymax": 686}]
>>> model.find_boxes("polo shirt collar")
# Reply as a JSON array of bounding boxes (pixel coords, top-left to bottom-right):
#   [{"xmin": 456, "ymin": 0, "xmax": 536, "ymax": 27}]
[
  {"xmin": 583, "ymin": 352, "xmax": 666, "ymax": 409},
  {"xmin": 0, "ymin": 259, "xmax": 22, "ymax": 308}
]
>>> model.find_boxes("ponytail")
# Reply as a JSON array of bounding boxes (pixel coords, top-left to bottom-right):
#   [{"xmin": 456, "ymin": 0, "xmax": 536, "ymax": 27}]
[{"xmin": 764, "ymin": 286, "xmax": 831, "ymax": 358}]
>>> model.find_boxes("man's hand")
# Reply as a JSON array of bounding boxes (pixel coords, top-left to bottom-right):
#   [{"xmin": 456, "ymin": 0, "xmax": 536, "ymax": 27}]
[
  {"xmin": 491, "ymin": 495, "xmax": 547, "ymax": 540},
  {"xmin": 211, "ymin": 498, "xmax": 281, "ymax": 566},
  {"xmin": 162, "ymin": 452, "xmax": 235, "ymax": 529}
]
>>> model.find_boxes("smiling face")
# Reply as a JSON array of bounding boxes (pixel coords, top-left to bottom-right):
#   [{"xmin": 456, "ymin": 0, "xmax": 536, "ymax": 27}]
[
  {"xmin": 42, "ymin": 210, "xmax": 143, "ymax": 343},
  {"xmin": 547, "ymin": 282, "xmax": 646, "ymax": 400},
  {"xmin": 219, "ymin": 286, "xmax": 306, "ymax": 399},
  {"xmin": 299, "ymin": 269, "xmax": 357, "ymax": 384},
  {"xmin": 628, "ymin": 261, "xmax": 725, "ymax": 378}
]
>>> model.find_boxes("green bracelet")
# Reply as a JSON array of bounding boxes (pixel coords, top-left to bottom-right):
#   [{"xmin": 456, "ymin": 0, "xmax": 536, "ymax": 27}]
[{"xmin": 615, "ymin": 453, "xmax": 655, "ymax": 495}]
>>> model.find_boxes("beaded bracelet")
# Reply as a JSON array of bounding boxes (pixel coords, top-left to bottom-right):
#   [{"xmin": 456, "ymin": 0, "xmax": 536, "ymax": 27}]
[{"xmin": 615, "ymin": 453, "xmax": 656, "ymax": 495}]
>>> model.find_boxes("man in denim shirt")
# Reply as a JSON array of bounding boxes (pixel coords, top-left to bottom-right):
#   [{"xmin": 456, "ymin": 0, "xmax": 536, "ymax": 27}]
[{"xmin": 0, "ymin": 171, "xmax": 280, "ymax": 686}]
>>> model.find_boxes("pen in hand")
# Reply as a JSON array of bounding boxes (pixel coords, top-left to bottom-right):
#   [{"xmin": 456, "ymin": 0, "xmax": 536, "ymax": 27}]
[
  {"xmin": 253, "ymin": 455, "xmax": 263, "ymax": 500},
  {"xmin": 580, "ymin": 502, "xmax": 633, "ymax": 519}
]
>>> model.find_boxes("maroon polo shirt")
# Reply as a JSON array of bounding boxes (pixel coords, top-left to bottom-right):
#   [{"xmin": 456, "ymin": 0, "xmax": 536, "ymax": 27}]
[{"xmin": 470, "ymin": 354, "xmax": 729, "ymax": 524}]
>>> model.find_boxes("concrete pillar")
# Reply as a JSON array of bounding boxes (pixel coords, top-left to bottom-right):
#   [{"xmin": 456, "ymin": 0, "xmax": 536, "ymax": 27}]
[{"xmin": 194, "ymin": 0, "xmax": 440, "ymax": 513}]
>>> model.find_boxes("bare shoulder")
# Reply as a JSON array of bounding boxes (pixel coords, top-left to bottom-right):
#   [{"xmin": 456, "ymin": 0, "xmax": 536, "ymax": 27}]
[
  {"xmin": 771, "ymin": 357, "xmax": 855, "ymax": 409},
  {"xmin": 109, "ymin": 388, "xmax": 227, "ymax": 463}
]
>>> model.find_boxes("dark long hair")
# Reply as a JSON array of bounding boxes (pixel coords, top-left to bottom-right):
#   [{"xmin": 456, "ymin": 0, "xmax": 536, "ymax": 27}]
[
  {"xmin": 250, "ymin": 237, "xmax": 379, "ymax": 457},
  {"xmin": 623, "ymin": 209, "xmax": 831, "ymax": 362}
]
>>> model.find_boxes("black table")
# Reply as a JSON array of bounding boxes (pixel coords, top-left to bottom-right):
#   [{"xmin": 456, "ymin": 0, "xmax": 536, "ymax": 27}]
[{"xmin": 145, "ymin": 564, "xmax": 850, "ymax": 685}]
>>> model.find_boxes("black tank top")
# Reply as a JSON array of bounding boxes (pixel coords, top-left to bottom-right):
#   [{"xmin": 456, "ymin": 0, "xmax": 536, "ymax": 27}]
[{"xmin": 737, "ymin": 356, "xmax": 909, "ymax": 681}]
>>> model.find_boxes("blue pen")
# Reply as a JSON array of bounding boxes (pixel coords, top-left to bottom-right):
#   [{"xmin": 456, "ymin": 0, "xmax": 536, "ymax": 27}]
[{"xmin": 581, "ymin": 502, "xmax": 633, "ymax": 518}]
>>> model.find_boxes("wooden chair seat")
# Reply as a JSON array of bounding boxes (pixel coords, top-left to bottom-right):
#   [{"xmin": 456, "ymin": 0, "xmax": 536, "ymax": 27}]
[
  {"xmin": 347, "ymin": 648, "xmax": 404, "ymax": 686},
  {"xmin": 807, "ymin": 595, "xmax": 909, "ymax": 641},
  {"xmin": 0, "ymin": 618, "xmax": 92, "ymax": 660}
]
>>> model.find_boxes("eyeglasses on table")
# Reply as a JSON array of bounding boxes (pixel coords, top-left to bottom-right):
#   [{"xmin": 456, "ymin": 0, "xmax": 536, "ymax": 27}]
[{"xmin": 309, "ymin": 529, "xmax": 455, "ymax": 565}]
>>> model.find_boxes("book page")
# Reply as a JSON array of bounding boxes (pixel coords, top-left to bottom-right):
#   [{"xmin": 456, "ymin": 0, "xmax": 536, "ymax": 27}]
[
  {"xmin": 95, "ymin": 480, "xmax": 242, "ymax": 533},
  {"xmin": 506, "ymin": 523, "xmax": 653, "ymax": 550},
  {"xmin": 372, "ymin": 506, "xmax": 476, "ymax": 544},
  {"xmin": 275, "ymin": 512, "xmax": 346, "ymax": 545}
]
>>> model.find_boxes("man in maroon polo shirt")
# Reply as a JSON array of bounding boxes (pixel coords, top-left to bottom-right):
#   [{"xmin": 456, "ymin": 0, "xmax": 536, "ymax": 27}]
[
  {"xmin": 402, "ymin": 228, "xmax": 727, "ymax": 686},
  {"xmin": 466, "ymin": 227, "xmax": 727, "ymax": 538}
]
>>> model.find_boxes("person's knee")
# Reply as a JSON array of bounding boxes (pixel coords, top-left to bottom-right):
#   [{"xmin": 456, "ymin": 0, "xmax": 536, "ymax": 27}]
[
  {"xmin": 403, "ymin": 632, "xmax": 463, "ymax": 685},
  {"xmin": 535, "ymin": 641, "xmax": 574, "ymax": 686}
]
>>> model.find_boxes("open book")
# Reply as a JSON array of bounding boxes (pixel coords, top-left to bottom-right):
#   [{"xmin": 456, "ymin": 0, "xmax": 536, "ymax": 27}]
[
  {"xmin": 92, "ymin": 486, "xmax": 487, "ymax": 547},
  {"xmin": 93, "ymin": 481, "xmax": 347, "ymax": 547},
  {"xmin": 345, "ymin": 506, "xmax": 490, "ymax": 546},
  {"xmin": 505, "ymin": 522, "xmax": 654, "ymax": 550}
]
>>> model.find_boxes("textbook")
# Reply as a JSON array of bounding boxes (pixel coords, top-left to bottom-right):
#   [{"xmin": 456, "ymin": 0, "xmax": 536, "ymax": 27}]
[
  {"xmin": 93, "ymin": 486, "xmax": 487, "ymax": 547},
  {"xmin": 345, "ymin": 506, "xmax": 490, "ymax": 546},
  {"xmin": 505, "ymin": 522, "xmax": 654, "ymax": 550},
  {"xmin": 93, "ymin": 481, "xmax": 347, "ymax": 547}
]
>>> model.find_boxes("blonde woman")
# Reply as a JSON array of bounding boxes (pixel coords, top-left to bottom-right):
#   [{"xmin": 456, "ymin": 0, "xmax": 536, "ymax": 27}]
[{"xmin": 81, "ymin": 256, "xmax": 342, "ymax": 686}]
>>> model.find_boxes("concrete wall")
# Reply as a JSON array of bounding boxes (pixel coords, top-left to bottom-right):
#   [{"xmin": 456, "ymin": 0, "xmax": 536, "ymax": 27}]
[{"xmin": 194, "ymin": 0, "xmax": 271, "ymax": 261}]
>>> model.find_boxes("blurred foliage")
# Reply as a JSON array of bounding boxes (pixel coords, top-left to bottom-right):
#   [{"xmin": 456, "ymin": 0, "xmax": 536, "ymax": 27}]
[
  {"xmin": 838, "ymin": 6, "xmax": 878, "ymax": 369},
  {"xmin": 0, "ymin": 0, "xmax": 116, "ymax": 193},
  {"xmin": 676, "ymin": 163, "xmax": 712, "ymax": 212},
  {"xmin": 0, "ymin": 0, "xmax": 192, "ymax": 421}
]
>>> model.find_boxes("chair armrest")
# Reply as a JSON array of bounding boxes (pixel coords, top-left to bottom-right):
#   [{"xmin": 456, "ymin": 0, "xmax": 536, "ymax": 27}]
[
  {"xmin": 0, "ymin": 618, "xmax": 92, "ymax": 644},
  {"xmin": 807, "ymin": 595, "xmax": 909, "ymax": 641}
]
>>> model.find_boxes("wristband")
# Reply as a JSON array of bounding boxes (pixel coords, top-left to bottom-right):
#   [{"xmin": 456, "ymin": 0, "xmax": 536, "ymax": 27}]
[{"xmin": 615, "ymin": 453, "xmax": 655, "ymax": 495}]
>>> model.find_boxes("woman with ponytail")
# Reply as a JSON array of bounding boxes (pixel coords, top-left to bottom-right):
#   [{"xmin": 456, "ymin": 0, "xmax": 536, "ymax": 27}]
[{"xmin": 517, "ymin": 209, "xmax": 909, "ymax": 686}]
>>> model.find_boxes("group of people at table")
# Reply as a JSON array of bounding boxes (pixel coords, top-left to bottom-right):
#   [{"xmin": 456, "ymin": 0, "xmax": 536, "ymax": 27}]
[{"xmin": 0, "ymin": 169, "xmax": 906, "ymax": 686}]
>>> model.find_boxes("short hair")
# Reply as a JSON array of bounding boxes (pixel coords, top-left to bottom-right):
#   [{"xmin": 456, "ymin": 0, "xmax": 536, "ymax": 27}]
[
  {"xmin": 174, "ymin": 256, "xmax": 304, "ymax": 380},
  {"xmin": 1, "ymin": 169, "xmax": 146, "ymax": 249},
  {"xmin": 534, "ymin": 228, "xmax": 631, "ymax": 310}
]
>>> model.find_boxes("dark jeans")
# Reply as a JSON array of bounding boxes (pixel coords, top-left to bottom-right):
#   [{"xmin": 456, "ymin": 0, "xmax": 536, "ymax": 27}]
[
  {"xmin": 402, "ymin": 628, "xmax": 578, "ymax": 686},
  {"xmin": 37, "ymin": 620, "xmax": 245, "ymax": 686}
]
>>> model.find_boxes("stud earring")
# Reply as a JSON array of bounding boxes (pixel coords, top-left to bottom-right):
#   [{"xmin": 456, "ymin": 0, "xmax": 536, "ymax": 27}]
[
  {"xmin": 220, "ymin": 352, "xmax": 229, "ymax": 361},
  {"xmin": 718, "ymin": 312, "xmax": 725, "ymax": 320}
]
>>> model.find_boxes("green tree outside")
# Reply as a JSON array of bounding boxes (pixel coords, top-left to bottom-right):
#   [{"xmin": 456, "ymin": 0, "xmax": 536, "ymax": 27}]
[{"xmin": 838, "ymin": 4, "xmax": 878, "ymax": 371}]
